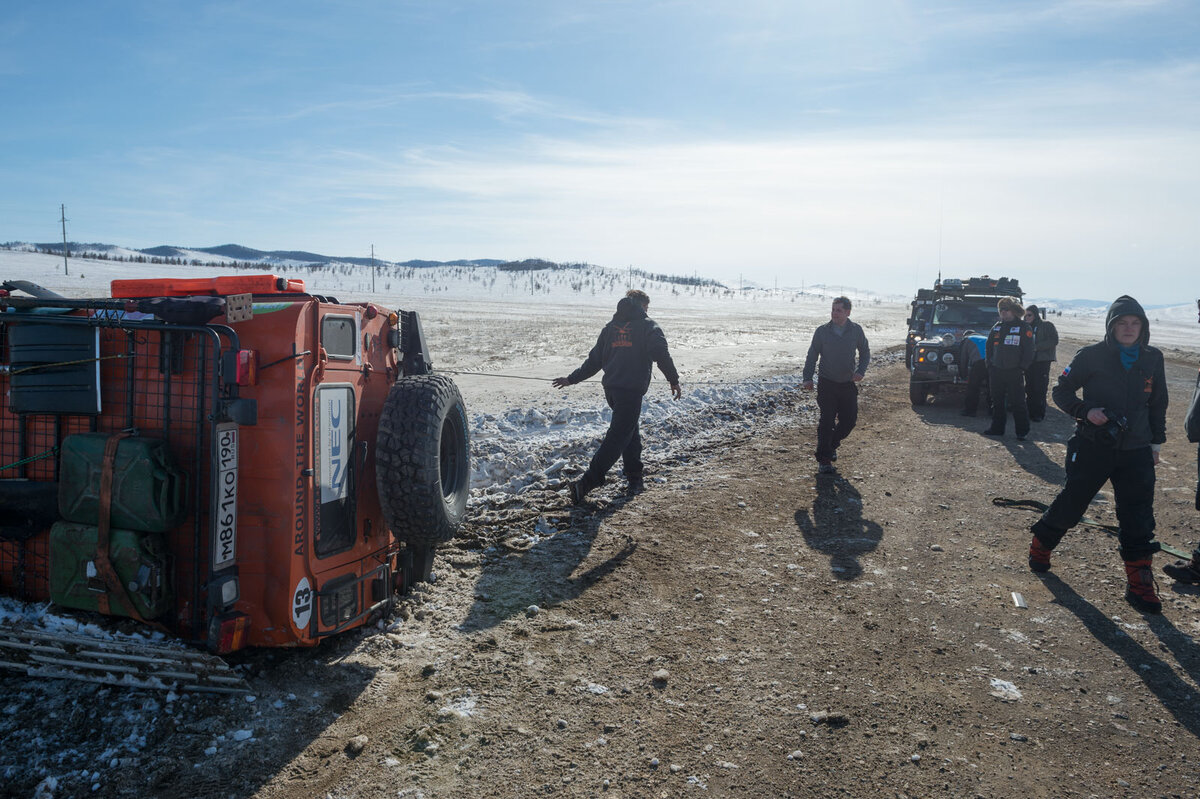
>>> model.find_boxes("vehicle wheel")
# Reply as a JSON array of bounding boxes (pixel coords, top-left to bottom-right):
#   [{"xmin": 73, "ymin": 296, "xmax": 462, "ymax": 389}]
[
  {"xmin": 909, "ymin": 378, "xmax": 928, "ymax": 406},
  {"xmin": 376, "ymin": 374, "xmax": 470, "ymax": 548}
]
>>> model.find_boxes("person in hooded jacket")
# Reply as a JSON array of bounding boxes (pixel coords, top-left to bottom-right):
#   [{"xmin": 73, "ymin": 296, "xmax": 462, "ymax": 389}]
[
  {"xmin": 554, "ymin": 290, "xmax": 681, "ymax": 503},
  {"xmin": 1162, "ymin": 297, "xmax": 1200, "ymax": 584},
  {"xmin": 1023, "ymin": 304, "xmax": 1059, "ymax": 422},
  {"xmin": 1027, "ymin": 295, "xmax": 1168, "ymax": 613}
]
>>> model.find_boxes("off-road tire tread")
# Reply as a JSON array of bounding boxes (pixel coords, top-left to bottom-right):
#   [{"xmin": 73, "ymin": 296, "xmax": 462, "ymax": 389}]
[
  {"xmin": 909, "ymin": 377, "xmax": 928, "ymax": 406},
  {"xmin": 376, "ymin": 374, "xmax": 469, "ymax": 548}
]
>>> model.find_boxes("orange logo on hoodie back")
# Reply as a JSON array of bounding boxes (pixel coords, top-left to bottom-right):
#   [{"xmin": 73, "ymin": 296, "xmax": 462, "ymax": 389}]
[{"xmin": 612, "ymin": 323, "xmax": 633, "ymax": 348}]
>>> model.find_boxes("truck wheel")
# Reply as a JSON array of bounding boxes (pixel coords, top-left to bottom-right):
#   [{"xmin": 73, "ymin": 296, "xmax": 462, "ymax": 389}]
[
  {"xmin": 909, "ymin": 378, "xmax": 928, "ymax": 406},
  {"xmin": 376, "ymin": 374, "xmax": 470, "ymax": 548}
]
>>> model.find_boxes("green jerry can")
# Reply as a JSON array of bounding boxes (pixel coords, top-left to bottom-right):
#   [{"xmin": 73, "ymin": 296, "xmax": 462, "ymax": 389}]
[
  {"xmin": 48, "ymin": 521, "xmax": 172, "ymax": 619},
  {"xmin": 58, "ymin": 433, "xmax": 188, "ymax": 533}
]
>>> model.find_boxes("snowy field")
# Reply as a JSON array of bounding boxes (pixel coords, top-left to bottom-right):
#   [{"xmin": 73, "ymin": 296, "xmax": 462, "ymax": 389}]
[{"xmin": 2, "ymin": 248, "xmax": 1198, "ymax": 496}]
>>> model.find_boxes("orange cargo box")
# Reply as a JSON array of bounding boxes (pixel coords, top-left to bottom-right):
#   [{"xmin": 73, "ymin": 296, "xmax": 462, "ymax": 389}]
[{"xmin": 111, "ymin": 275, "xmax": 306, "ymax": 298}]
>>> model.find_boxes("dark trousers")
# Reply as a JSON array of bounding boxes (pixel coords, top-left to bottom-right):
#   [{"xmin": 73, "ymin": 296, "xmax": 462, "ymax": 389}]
[
  {"xmin": 1032, "ymin": 436, "xmax": 1158, "ymax": 561},
  {"xmin": 815, "ymin": 379, "xmax": 858, "ymax": 462},
  {"xmin": 1025, "ymin": 361, "xmax": 1052, "ymax": 420},
  {"xmin": 988, "ymin": 366, "xmax": 1030, "ymax": 436},
  {"xmin": 963, "ymin": 360, "xmax": 990, "ymax": 414},
  {"xmin": 580, "ymin": 387, "xmax": 643, "ymax": 491}
]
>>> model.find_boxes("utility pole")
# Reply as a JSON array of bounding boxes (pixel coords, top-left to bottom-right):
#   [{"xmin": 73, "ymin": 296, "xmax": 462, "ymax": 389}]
[
  {"xmin": 370, "ymin": 244, "xmax": 376, "ymax": 293},
  {"xmin": 60, "ymin": 204, "xmax": 69, "ymax": 275}
]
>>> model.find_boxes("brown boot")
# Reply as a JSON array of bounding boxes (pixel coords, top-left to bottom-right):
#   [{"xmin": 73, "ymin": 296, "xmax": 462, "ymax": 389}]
[{"xmin": 1123, "ymin": 559, "xmax": 1163, "ymax": 614}]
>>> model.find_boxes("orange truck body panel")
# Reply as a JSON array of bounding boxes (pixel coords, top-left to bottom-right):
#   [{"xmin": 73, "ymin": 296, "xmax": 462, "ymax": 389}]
[{"xmin": 0, "ymin": 278, "xmax": 406, "ymax": 649}]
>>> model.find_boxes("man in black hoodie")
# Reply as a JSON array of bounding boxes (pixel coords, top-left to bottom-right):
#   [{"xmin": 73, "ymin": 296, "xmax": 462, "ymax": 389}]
[
  {"xmin": 1027, "ymin": 295, "xmax": 1168, "ymax": 613},
  {"xmin": 554, "ymin": 290, "xmax": 681, "ymax": 503}
]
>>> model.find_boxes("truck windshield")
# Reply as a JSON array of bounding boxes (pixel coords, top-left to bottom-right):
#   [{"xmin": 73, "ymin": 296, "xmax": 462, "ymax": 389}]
[{"xmin": 932, "ymin": 302, "xmax": 998, "ymax": 327}]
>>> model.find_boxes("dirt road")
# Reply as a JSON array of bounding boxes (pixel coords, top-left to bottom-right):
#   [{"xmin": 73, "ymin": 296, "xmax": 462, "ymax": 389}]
[
  {"xmin": 234, "ymin": 346, "xmax": 1200, "ymax": 798},
  {"xmin": 6, "ymin": 345, "xmax": 1199, "ymax": 799}
]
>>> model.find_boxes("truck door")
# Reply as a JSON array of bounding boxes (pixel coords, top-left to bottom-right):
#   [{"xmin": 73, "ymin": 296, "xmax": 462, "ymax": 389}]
[{"xmin": 313, "ymin": 313, "xmax": 362, "ymax": 559}]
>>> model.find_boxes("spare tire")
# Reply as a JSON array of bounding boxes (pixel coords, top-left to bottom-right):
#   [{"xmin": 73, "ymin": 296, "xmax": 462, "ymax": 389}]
[{"xmin": 376, "ymin": 374, "xmax": 470, "ymax": 548}]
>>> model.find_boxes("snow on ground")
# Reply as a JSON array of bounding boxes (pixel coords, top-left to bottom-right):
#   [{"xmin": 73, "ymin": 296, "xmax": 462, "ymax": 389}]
[{"xmin": 2, "ymin": 247, "xmax": 1198, "ymax": 795}]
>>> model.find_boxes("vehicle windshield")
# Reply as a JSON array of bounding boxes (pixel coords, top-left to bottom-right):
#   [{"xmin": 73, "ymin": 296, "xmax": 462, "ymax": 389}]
[{"xmin": 931, "ymin": 302, "xmax": 998, "ymax": 327}]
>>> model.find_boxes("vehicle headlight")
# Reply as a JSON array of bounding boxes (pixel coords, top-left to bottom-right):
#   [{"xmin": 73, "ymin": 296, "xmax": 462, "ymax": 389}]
[{"xmin": 942, "ymin": 352, "xmax": 955, "ymax": 364}]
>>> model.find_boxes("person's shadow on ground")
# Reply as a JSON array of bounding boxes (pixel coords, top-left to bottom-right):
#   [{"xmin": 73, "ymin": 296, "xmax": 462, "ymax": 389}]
[
  {"xmin": 917, "ymin": 397, "xmax": 1070, "ymax": 485},
  {"xmin": 460, "ymin": 491, "xmax": 637, "ymax": 632},
  {"xmin": 1041, "ymin": 574, "xmax": 1200, "ymax": 738},
  {"xmin": 794, "ymin": 475, "xmax": 883, "ymax": 580}
]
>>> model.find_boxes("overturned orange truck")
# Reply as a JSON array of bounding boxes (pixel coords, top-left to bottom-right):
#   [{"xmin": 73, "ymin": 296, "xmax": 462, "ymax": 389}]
[{"xmin": 0, "ymin": 275, "xmax": 469, "ymax": 654}]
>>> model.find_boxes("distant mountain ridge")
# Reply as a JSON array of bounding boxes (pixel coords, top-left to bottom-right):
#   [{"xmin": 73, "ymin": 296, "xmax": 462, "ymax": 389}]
[
  {"xmin": 21, "ymin": 241, "xmax": 506, "ymax": 270},
  {"xmin": 2, "ymin": 241, "xmax": 724, "ymax": 289}
]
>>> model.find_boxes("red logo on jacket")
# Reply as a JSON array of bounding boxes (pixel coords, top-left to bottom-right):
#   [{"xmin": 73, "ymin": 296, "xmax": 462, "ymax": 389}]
[{"xmin": 611, "ymin": 323, "xmax": 633, "ymax": 348}]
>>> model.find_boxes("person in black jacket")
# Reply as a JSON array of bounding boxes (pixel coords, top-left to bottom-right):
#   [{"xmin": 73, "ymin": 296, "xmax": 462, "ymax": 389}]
[
  {"xmin": 1027, "ymin": 295, "xmax": 1168, "ymax": 613},
  {"xmin": 1023, "ymin": 304, "xmax": 1059, "ymax": 422},
  {"xmin": 554, "ymin": 290, "xmax": 681, "ymax": 503},
  {"xmin": 983, "ymin": 296, "xmax": 1034, "ymax": 439},
  {"xmin": 1163, "ymin": 297, "xmax": 1200, "ymax": 583}
]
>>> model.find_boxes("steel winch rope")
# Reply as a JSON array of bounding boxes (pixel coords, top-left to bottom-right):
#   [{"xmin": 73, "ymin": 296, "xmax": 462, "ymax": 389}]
[
  {"xmin": 6, "ymin": 353, "xmax": 129, "ymax": 376},
  {"xmin": 0, "ymin": 446, "xmax": 59, "ymax": 472},
  {"xmin": 991, "ymin": 496, "xmax": 1191, "ymax": 559},
  {"xmin": 435, "ymin": 368, "xmax": 800, "ymax": 388}
]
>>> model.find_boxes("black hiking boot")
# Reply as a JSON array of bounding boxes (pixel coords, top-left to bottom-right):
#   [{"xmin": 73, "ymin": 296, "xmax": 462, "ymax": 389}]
[{"xmin": 1163, "ymin": 555, "xmax": 1200, "ymax": 584}]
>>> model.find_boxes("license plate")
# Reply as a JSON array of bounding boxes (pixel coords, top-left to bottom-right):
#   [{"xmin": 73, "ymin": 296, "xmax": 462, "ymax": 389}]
[{"xmin": 213, "ymin": 423, "xmax": 238, "ymax": 570}]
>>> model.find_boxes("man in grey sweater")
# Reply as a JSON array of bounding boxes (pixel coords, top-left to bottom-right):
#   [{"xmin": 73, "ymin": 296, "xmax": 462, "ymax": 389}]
[{"xmin": 802, "ymin": 297, "xmax": 871, "ymax": 474}]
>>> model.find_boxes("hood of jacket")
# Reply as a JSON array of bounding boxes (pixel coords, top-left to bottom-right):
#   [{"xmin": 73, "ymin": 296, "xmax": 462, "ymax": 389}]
[
  {"xmin": 612, "ymin": 296, "xmax": 648, "ymax": 324},
  {"xmin": 1104, "ymin": 295, "xmax": 1150, "ymax": 347}
]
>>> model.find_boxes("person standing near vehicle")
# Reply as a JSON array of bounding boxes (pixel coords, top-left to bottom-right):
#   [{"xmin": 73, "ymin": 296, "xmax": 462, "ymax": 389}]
[
  {"xmin": 1027, "ymin": 295, "xmax": 1168, "ymax": 614},
  {"xmin": 1163, "ymin": 297, "xmax": 1200, "ymax": 584},
  {"xmin": 553, "ymin": 289, "xmax": 681, "ymax": 503},
  {"xmin": 803, "ymin": 296, "xmax": 870, "ymax": 474},
  {"xmin": 959, "ymin": 330, "xmax": 991, "ymax": 417},
  {"xmin": 1024, "ymin": 304, "xmax": 1059, "ymax": 422},
  {"xmin": 983, "ymin": 297, "xmax": 1034, "ymax": 439}
]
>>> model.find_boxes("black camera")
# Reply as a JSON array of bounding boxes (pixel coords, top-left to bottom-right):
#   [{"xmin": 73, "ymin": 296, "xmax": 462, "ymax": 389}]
[{"xmin": 1081, "ymin": 408, "xmax": 1127, "ymax": 447}]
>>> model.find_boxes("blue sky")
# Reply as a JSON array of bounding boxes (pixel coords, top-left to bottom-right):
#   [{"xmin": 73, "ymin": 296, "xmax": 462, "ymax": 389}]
[{"xmin": 1, "ymin": 0, "xmax": 1197, "ymax": 302}]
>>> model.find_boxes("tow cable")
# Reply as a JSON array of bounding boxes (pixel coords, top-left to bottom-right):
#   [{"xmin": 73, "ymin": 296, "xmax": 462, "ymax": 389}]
[{"xmin": 992, "ymin": 497, "xmax": 1191, "ymax": 559}]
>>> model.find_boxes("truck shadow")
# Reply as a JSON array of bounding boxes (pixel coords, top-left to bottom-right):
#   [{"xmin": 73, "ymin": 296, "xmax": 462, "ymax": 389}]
[
  {"xmin": 794, "ymin": 476, "xmax": 883, "ymax": 580},
  {"xmin": 459, "ymin": 496, "xmax": 637, "ymax": 632},
  {"xmin": 1041, "ymin": 574, "xmax": 1200, "ymax": 739}
]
